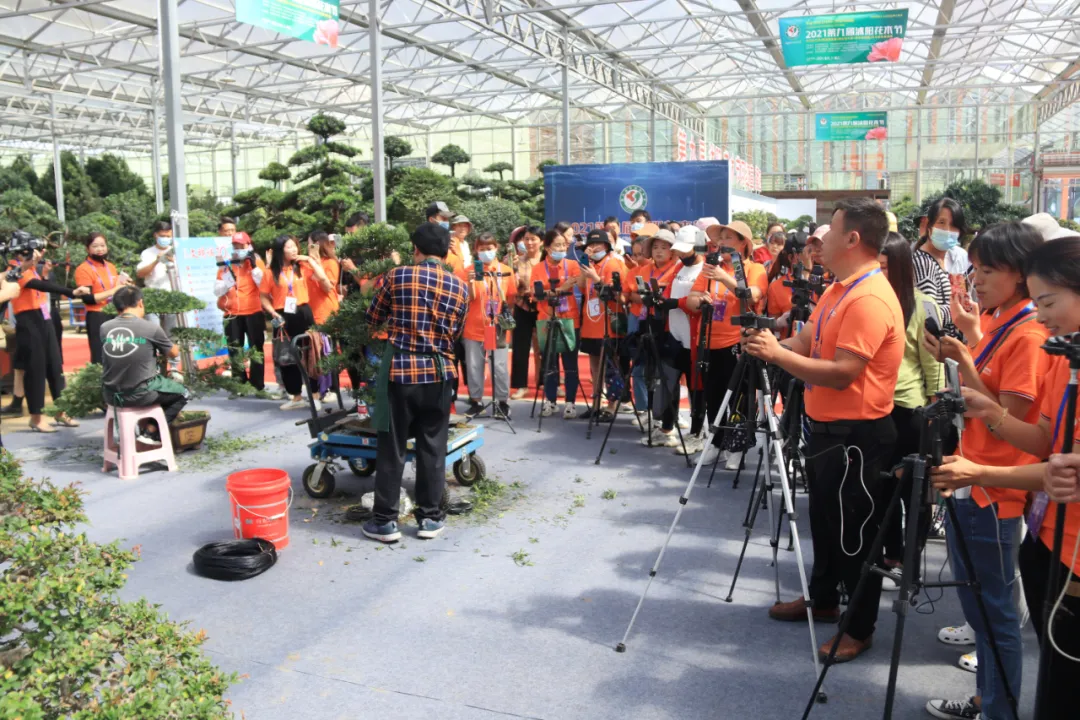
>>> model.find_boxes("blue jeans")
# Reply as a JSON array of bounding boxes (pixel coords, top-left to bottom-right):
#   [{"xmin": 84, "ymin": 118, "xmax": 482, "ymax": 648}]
[
  {"xmin": 626, "ymin": 315, "xmax": 649, "ymax": 411},
  {"xmin": 543, "ymin": 349, "xmax": 579, "ymax": 404},
  {"xmin": 946, "ymin": 498, "xmax": 1022, "ymax": 720}
]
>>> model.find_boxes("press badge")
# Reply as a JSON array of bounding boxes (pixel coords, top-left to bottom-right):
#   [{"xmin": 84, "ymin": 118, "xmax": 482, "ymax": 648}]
[
  {"xmin": 486, "ymin": 299, "xmax": 499, "ymax": 318},
  {"xmin": 713, "ymin": 299, "xmax": 727, "ymax": 323},
  {"xmin": 587, "ymin": 297, "xmax": 602, "ymax": 319},
  {"xmin": 284, "ymin": 296, "xmax": 298, "ymax": 314},
  {"xmin": 558, "ymin": 295, "xmax": 569, "ymax": 313}
]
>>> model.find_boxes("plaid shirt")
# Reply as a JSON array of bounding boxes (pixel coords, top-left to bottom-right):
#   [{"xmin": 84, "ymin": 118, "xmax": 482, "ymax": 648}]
[{"xmin": 366, "ymin": 260, "xmax": 468, "ymax": 384}]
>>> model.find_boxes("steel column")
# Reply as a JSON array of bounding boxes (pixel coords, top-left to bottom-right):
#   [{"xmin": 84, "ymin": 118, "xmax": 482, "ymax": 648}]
[
  {"xmin": 370, "ymin": 0, "xmax": 387, "ymax": 222},
  {"xmin": 150, "ymin": 106, "xmax": 164, "ymax": 214},
  {"xmin": 159, "ymin": 0, "xmax": 189, "ymax": 239},
  {"xmin": 49, "ymin": 94, "xmax": 65, "ymax": 223},
  {"xmin": 561, "ymin": 28, "xmax": 570, "ymax": 165},
  {"xmin": 230, "ymin": 122, "xmax": 239, "ymax": 197}
]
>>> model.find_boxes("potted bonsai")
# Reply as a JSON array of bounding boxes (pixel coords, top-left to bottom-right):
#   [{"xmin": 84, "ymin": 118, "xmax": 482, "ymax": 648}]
[{"xmin": 169, "ymin": 409, "xmax": 211, "ymax": 451}]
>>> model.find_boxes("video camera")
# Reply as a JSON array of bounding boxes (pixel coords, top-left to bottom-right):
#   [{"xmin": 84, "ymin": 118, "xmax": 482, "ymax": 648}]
[
  {"xmin": 723, "ymin": 249, "xmax": 777, "ymax": 332},
  {"xmin": 533, "ymin": 279, "xmax": 573, "ymax": 305},
  {"xmin": 2, "ymin": 230, "xmax": 47, "ymax": 281}
]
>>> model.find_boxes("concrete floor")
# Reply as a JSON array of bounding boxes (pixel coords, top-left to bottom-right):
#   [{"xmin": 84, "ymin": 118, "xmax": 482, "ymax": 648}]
[{"xmin": 4, "ymin": 395, "xmax": 1038, "ymax": 720}]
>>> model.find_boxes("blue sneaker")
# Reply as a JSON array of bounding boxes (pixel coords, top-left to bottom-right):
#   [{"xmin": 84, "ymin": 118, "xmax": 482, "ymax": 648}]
[
  {"xmin": 362, "ymin": 520, "xmax": 401, "ymax": 543},
  {"xmin": 417, "ymin": 518, "xmax": 445, "ymax": 539}
]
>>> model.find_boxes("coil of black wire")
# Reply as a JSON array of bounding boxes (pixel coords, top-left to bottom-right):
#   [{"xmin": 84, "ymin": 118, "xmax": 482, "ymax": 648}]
[{"xmin": 193, "ymin": 538, "xmax": 277, "ymax": 581}]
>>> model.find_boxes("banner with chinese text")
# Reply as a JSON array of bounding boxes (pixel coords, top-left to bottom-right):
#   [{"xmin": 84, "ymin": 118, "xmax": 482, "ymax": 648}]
[
  {"xmin": 236, "ymin": 0, "xmax": 340, "ymax": 48},
  {"xmin": 779, "ymin": 10, "xmax": 907, "ymax": 66},
  {"xmin": 815, "ymin": 111, "xmax": 889, "ymax": 141}
]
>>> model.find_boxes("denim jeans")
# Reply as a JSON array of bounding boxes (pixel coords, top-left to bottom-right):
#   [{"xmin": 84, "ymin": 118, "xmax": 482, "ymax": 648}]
[
  {"xmin": 946, "ymin": 498, "xmax": 1022, "ymax": 720},
  {"xmin": 543, "ymin": 349, "xmax": 579, "ymax": 404}
]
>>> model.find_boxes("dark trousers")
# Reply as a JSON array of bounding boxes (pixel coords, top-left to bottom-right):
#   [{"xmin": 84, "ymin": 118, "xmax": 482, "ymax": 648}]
[
  {"xmin": 511, "ymin": 306, "xmax": 538, "ymax": 389},
  {"xmin": 805, "ymin": 415, "xmax": 896, "ymax": 641},
  {"xmin": 16, "ymin": 310, "xmax": 65, "ymax": 415},
  {"xmin": 278, "ymin": 305, "xmax": 315, "ymax": 397},
  {"xmin": 452, "ymin": 339, "xmax": 468, "ymax": 402},
  {"xmin": 883, "ymin": 404, "xmax": 922, "ymax": 564},
  {"xmin": 1020, "ymin": 535, "xmax": 1080, "ymax": 718},
  {"xmin": 225, "ymin": 312, "xmax": 267, "ymax": 390},
  {"xmin": 660, "ymin": 347, "xmax": 705, "ymax": 435},
  {"xmin": 374, "ymin": 380, "xmax": 452, "ymax": 524},
  {"xmin": 51, "ymin": 301, "xmax": 64, "ymax": 365},
  {"xmin": 86, "ymin": 309, "xmax": 107, "ymax": 365},
  {"xmin": 702, "ymin": 344, "xmax": 742, "ymax": 449},
  {"xmin": 154, "ymin": 391, "xmax": 188, "ymax": 426}
]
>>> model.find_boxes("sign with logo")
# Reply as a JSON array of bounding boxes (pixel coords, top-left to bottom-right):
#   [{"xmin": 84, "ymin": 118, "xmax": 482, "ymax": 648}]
[
  {"xmin": 779, "ymin": 10, "xmax": 907, "ymax": 66},
  {"xmin": 236, "ymin": 0, "xmax": 340, "ymax": 48},
  {"xmin": 103, "ymin": 327, "xmax": 148, "ymax": 358},
  {"xmin": 544, "ymin": 161, "xmax": 730, "ymax": 232},
  {"xmin": 815, "ymin": 111, "xmax": 889, "ymax": 141},
  {"xmin": 173, "ymin": 236, "xmax": 231, "ymax": 359},
  {"xmin": 619, "ymin": 185, "xmax": 648, "ymax": 214}
]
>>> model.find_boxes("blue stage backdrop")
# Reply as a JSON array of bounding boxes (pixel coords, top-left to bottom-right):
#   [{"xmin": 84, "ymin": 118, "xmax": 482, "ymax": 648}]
[{"xmin": 544, "ymin": 160, "xmax": 730, "ymax": 235}]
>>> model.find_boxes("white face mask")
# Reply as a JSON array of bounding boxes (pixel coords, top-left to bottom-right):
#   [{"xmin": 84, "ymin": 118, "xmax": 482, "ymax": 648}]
[
  {"xmin": 516, "ymin": 241, "xmax": 526, "ymax": 254},
  {"xmin": 478, "ymin": 249, "xmax": 497, "ymax": 264},
  {"xmin": 590, "ymin": 250, "xmax": 607, "ymax": 262},
  {"xmin": 630, "ymin": 222, "xmax": 644, "ymax": 232}
]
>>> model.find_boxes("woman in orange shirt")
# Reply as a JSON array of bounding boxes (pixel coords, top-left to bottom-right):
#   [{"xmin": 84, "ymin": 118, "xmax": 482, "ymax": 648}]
[
  {"xmin": 529, "ymin": 228, "xmax": 581, "ymax": 419},
  {"xmin": 686, "ymin": 220, "xmax": 768, "ymax": 466},
  {"xmin": 764, "ymin": 234, "xmax": 816, "ymax": 332},
  {"xmin": 923, "ymin": 222, "xmax": 1048, "ymax": 720},
  {"xmin": 933, "ymin": 235, "xmax": 1080, "ymax": 716},
  {"xmin": 510, "ymin": 226, "xmax": 544, "ymax": 400},
  {"xmin": 260, "ymin": 234, "xmax": 329, "ymax": 411},
  {"xmin": 625, "ymin": 229, "xmax": 679, "ymax": 426},
  {"xmin": 306, "ymin": 230, "xmax": 342, "ymax": 405},
  {"xmin": 578, "ymin": 229, "xmax": 627, "ymax": 421},
  {"xmin": 74, "ymin": 232, "xmax": 130, "ymax": 364}
]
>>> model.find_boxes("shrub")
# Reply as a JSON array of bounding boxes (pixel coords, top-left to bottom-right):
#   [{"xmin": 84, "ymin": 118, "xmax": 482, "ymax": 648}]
[
  {"xmin": 0, "ymin": 450, "xmax": 237, "ymax": 718},
  {"xmin": 455, "ymin": 198, "xmax": 526, "ymax": 242}
]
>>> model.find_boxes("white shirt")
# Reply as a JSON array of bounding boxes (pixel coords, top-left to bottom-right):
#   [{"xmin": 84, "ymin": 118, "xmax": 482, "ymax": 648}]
[
  {"xmin": 668, "ymin": 261, "xmax": 703, "ymax": 349},
  {"xmin": 138, "ymin": 245, "xmax": 174, "ymax": 290}
]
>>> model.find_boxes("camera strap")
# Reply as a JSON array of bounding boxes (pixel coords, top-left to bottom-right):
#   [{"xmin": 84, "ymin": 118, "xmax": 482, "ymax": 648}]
[{"xmin": 973, "ymin": 303, "xmax": 1035, "ymax": 372}]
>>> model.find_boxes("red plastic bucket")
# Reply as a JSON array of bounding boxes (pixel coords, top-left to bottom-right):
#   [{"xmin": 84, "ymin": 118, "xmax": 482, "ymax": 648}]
[{"xmin": 226, "ymin": 469, "xmax": 293, "ymax": 550}]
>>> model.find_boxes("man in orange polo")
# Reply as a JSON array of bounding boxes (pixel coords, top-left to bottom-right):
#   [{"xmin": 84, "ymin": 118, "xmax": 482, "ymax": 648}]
[
  {"xmin": 744, "ymin": 197, "xmax": 904, "ymax": 663},
  {"xmin": 214, "ymin": 232, "xmax": 267, "ymax": 389}
]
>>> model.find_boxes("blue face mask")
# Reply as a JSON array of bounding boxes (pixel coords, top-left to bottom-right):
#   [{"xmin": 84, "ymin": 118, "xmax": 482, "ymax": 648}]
[
  {"xmin": 549, "ymin": 251, "xmax": 567, "ymax": 262},
  {"xmin": 630, "ymin": 222, "xmax": 644, "ymax": 232},
  {"xmin": 438, "ymin": 221, "xmax": 450, "ymax": 230},
  {"xmin": 233, "ymin": 248, "xmax": 250, "ymax": 260},
  {"xmin": 516, "ymin": 241, "xmax": 526, "ymax": 254},
  {"xmin": 156, "ymin": 235, "xmax": 171, "ymax": 248},
  {"xmin": 478, "ymin": 249, "xmax": 496, "ymax": 264},
  {"xmin": 590, "ymin": 250, "xmax": 607, "ymax": 262},
  {"xmin": 930, "ymin": 228, "xmax": 960, "ymax": 252}
]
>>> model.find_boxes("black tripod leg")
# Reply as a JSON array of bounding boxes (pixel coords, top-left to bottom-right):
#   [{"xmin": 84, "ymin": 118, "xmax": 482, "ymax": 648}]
[
  {"xmin": 595, "ymin": 397, "xmax": 622, "ymax": 465},
  {"xmin": 586, "ymin": 342, "xmax": 607, "ymax": 440},
  {"xmin": 535, "ymin": 321, "xmax": 560, "ymax": 432},
  {"xmin": 724, "ymin": 451, "xmax": 773, "ymax": 603}
]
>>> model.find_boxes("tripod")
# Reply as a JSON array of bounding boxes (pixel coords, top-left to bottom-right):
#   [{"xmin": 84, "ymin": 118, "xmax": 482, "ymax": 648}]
[
  {"xmin": 585, "ymin": 282, "xmax": 621, "ymax": 440},
  {"xmin": 801, "ymin": 392, "xmax": 1019, "ymax": 720},
  {"xmin": 530, "ymin": 280, "xmax": 582, "ymax": 432},
  {"xmin": 465, "ymin": 276, "xmax": 515, "ymax": 434},
  {"xmin": 617, "ymin": 341, "xmax": 825, "ymax": 695}
]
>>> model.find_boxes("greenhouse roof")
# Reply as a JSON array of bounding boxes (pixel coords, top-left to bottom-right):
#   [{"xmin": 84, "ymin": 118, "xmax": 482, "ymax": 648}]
[{"xmin": 1, "ymin": 0, "xmax": 1079, "ymax": 152}]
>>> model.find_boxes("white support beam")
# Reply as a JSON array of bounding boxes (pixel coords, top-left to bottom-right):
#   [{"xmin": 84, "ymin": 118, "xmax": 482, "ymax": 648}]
[
  {"xmin": 369, "ymin": 0, "xmax": 386, "ymax": 223},
  {"xmin": 159, "ymin": 0, "xmax": 189, "ymax": 240},
  {"xmin": 50, "ymin": 94, "xmax": 64, "ymax": 223},
  {"xmin": 917, "ymin": 0, "xmax": 957, "ymax": 105}
]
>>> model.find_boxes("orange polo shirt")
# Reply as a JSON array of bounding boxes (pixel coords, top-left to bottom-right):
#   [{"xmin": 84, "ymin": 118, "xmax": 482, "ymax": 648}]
[
  {"xmin": 530, "ymin": 259, "xmax": 581, "ymax": 327},
  {"xmin": 11, "ymin": 264, "xmax": 45, "ymax": 315},
  {"xmin": 1038, "ymin": 355, "xmax": 1080, "ymax": 577},
  {"xmin": 627, "ymin": 259, "xmax": 677, "ymax": 317},
  {"xmin": 803, "ymin": 262, "xmax": 904, "ymax": 422},
  {"xmin": 307, "ymin": 258, "xmax": 341, "ymax": 324},
  {"xmin": 259, "ymin": 264, "xmax": 310, "ymax": 311},
  {"xmin": 962, "ymin": 302, "xmax": 1048, "ymax": 519},
  {"xmin": 689, "ymin": 259, "xmax": 768, "ymax": 349},
  {"xmin": 766, "ymin": 274, "xmax": 793, "ymax": 318},
  {"xmin": 455, "ymin": 261, "xmax": 516, "ymax": 342},
  {"xmin": 216, "ymin": 256, "xmax": 267, "ymax": 317},
  {"xmin": 581, "ymin": 254, "xmax": 627, "ymax": 340},
  {"xmin": 74, "ymin": 259, "xmax": 120, "ymax": 312}
]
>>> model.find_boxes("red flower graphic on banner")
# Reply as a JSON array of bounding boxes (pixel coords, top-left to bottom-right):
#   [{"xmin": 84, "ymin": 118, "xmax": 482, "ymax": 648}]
[
  {"xmin": 867, "ymin": 37, "xmax": 903, "ymax": 62},
  {"xmin": 314, "ymin": 20, "xmax": 340, "ymax": 49},
  {"xmin": 865, "ymin": 126, "xmax": 888, "ymax": 140}
]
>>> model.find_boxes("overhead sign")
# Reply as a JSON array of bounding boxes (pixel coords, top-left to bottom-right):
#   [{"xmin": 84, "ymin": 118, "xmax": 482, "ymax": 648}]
[
  {"xmin": 779, "ymin": 9, "xmax": 907, "ymax": 66},
  {"xmin": 544, "ymin": 161, "xmax": 731, "ymax": 233},
  {"xmin": 815, "ymin": 112, "xmax": 889, "ymax": 141},
  {"xmin": 236, "ymin": 0, "xmax": 340, "ymax": 48}
]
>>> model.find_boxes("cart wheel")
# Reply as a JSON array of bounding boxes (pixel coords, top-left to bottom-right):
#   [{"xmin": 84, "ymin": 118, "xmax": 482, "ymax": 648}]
[
  {"xmin": 453, "ymin": 454, "xmax": 486, "ymax": 486},
  {"xmin": 348, "ymin": 457, "xmax": 376, "ymax": 477},
  {"xmin": 302, "ymin": 463, "xmax": 336, "ymax": 499}
]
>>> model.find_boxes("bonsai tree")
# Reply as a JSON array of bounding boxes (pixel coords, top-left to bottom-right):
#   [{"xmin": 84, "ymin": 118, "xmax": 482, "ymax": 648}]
[
  {"xmin": 536, "ymin": 159, "xmax": 558, "ymax": 174},
  {"xmin": 281, "ymin": 112, "xmax": 366, "ymax": 226},
  {"xmin": 383, "ymin": 136, "xmax": 413, "ymax": 171},
  {"xmin": 0, "ymin": 450, "xmax": 236, "ymax": 716},
  {"xmin": 0, "ymin": 155, "xmax": 38, "ymax": 192},
  {"xmin": 431, "ymin": 143, "xmax": 471, "ymax": 177},
  {"xmin": 84, "ymin": 153, "xmax": 148, "ymax": 198},
  {"xmin": 258, "ymin": 161, "xmax": 292, "ymax": 189},
  {"xmin": 36, "ymin": 151, "xmax": 101, "ymax": 218},
  {"xmin": 386, "ymin": 167, "xmax": 456, "ymax": 229},
  {"xmin": 483, "ymin": 161, "xmax": 514, "ymax": 181}
]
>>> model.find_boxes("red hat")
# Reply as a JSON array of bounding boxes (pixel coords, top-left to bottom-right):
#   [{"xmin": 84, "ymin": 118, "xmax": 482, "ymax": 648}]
[{"xmin": 231, "ymin": 231, "xmax": 252, "ymax": 246}]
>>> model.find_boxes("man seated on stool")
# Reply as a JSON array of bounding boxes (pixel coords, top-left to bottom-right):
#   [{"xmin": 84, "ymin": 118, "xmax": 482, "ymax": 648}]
[{"xmin": 100, "ymin": 286, "xmax": 189, "ymax": 442}]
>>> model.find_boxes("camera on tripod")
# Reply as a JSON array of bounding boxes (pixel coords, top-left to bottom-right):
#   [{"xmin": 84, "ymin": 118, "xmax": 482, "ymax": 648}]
[
  {"xmin": 596, "ymin": 271, "xmax": 622, "ymax": 303},
  {"xmin": 723, "ymin": 249, "xmax": 777, "ymax": 332},
  {"xmin": 634, "ymin": 275, "xmax": 667, "ymax": 310},
  {"xmin": 1, "ymin": 230, "xmax": 46, "ymax": 281}
]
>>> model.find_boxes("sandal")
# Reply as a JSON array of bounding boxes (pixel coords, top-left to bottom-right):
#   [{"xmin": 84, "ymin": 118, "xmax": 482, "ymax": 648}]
[
  {"xmin": 29, "ymin": 424, "xmax": 58, "ymax": 434},
  {"xmin": 53, "ymin": 415, "xmax": 81, "ymax": 428}
]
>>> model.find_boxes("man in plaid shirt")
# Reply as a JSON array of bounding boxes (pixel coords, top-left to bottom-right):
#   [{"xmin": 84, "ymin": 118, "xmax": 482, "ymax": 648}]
[{"xmin": 364, "ymin": 222, "xmax": 468, "ymax": 543}]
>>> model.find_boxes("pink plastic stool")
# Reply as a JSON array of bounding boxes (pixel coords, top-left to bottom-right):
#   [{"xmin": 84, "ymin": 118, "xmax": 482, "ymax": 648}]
[{"xmin": 102, "ymin": 405, "xmax": 177, "ymax": 480}]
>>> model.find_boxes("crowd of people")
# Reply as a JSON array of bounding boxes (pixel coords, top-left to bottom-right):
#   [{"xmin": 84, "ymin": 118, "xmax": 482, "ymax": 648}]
[{"xmin": 2, "ymin": 193, "xmax": 1079, "ymax": 716}]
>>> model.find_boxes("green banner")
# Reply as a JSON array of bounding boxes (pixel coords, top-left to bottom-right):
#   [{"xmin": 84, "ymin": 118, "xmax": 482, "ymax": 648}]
[
  {"xmin": 236, "ymin": 0, "xmax": 340, "ymax": 48},
  {"xmin": 779, "ymin": 10, "xmax": 907, "ymax": 67},
  {"xmin": 815, "ymin": 112, "xmax": 889, "ymax": 141}
]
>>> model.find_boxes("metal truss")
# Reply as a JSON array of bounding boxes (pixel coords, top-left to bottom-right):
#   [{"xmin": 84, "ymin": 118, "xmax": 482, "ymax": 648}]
[{"xmin": 0, "ymin": 0, "xmax": 1078, "ymax": 154}]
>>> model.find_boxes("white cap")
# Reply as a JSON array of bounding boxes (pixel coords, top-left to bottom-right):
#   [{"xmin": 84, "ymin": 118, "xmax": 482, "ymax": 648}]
[
  {"xmin": 1023, "ymin": 212, "xmax": 1080, "ymax": 241},
  {"xmin": 672, "ymin": 225, "xmax": 704, "ymax": 253},
  {"xmin": 811, "ymin": 224, "xmax": 830, "ymax": 240}
]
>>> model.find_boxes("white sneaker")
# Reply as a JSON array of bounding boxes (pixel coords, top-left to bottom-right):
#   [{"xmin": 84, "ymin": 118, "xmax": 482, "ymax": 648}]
[
  {"xmin": 958, "ymin": 651, "xmax": 977, "ymax": 673},
  {"xmin": 675, "ymin": 434, "xmax": 705, "ymax": 456},
  {"xmin": 724, "ymin": 450, "xmax": 742, "ymax": 471},
  {"xmin": 563, "ymin": 403, "xmax": 577, "ymax": 419},
  {"xmin": 280, "ymin": 399, "xmax": 307, "ymax": 410},
  {"xmin": 641, "ymin": 428, "xmax": 678, "ymax": 448},
  {"xmin": 321, "ymin": 392, "xmax": 338, "ymax": 405},
  {"xmin": 541, "ymin": 401, "xmax": 557, "ymax": 417},
  {"xmin": 630, "ymin": 412, "xmax": 653, "ymax": 432},
  {"xmin": 696, "ymin": 443, "xmax": 720, "ymax": 465},
  {"xmin": 312, "ymin": 398, "xmax": 322, "ymax": 412},
  {"xmin": 677, "ymin": 415, "xmax": 690, "ymax": 430},
  {"xmin": 938, "ymin": 623, "xmax": 975, "ymax": 646}
]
